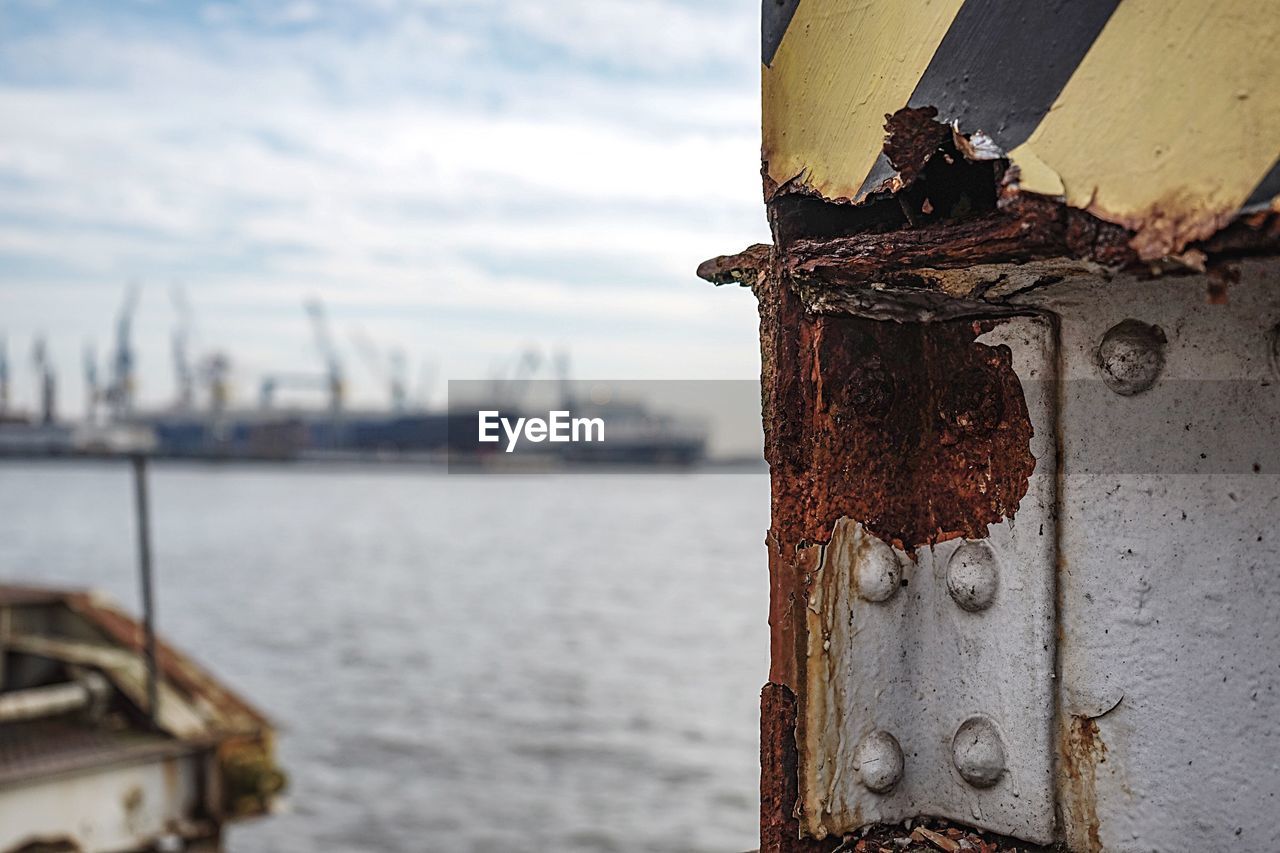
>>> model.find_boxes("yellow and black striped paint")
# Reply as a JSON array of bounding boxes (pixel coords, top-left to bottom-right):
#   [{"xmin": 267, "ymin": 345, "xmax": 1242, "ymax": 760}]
[{"xmin": 763, "ymin": 0, "xmax": 1280, "ymax": 257}]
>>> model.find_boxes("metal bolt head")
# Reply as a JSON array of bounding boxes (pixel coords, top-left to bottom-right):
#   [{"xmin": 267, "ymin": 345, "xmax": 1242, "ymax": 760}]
[
  {"xmin": 952, "ymin": 716, "xmax": 1006, "ymax": 788},
  {"xmin": 946, "ymin": 541, "xmax": 999, "ymax": 612},
  {"xmin": 856, "ymin": 537, "xmax": 902, "ymax": 603},
  {"xmin": 1096, "ymin": 319, "xmax": 1167, "ymax": 396},
  {"xmin": 854, "ymin": 730, "xmax": 904, "ymax": 793}
]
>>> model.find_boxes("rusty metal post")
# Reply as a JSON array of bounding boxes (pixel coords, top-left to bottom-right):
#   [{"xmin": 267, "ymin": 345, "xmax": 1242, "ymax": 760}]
[
  {"xmin": 131, "ymin": 453, "xmax": 160, "ymax": 727},
  {"xmin": 702, "ymin": 3, "xmax": 1280, "ymax": 851}
]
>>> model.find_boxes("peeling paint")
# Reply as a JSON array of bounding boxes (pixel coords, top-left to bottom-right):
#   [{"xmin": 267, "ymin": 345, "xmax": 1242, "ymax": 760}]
[
  {"xmin": 1005, "ymin": 0, "xmax": 1280, "ymax": 259},
  {"xmin": 757, "ymin": 267, "xmax": 1038, "ymax": 697},
  {"xmin": 765, "ymin": 299, "xmax": 1036, "ymax": 553},
  {"xmin": 762, "ymin": 0, "xmax": 964, "ymax": 203},
  {"xmin": 755, "ymin": 269, "xmax": 1052, "ymax": 845},
  {"xmin": 762, "ymin": 0, "xmax": 1280, "ymax": 255}
]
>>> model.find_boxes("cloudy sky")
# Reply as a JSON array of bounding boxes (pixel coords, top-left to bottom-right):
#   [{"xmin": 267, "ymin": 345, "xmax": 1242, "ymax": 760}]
[{"xmin": 0, "ymin": 0, "xmax": 766, "ymax": 415}]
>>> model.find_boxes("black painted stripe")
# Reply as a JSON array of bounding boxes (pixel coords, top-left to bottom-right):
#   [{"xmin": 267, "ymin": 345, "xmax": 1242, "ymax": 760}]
[
  {"xmin": 856, "ymin": 0, "xmax": 1120, "ymax": 199},
  {"xmin": 762, "ymin": 0, "xmax": 801, "ymax": 67},
  {"xmin": 1244, "ymin": 156, "xmax": 1280, "ymax": 210},
  {"xmin": 908, "ymin": 0, "xmax": 1122, "ymax": 148}
]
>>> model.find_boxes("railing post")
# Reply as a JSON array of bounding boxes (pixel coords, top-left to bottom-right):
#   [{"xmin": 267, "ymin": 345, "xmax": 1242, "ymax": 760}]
[{"xmin": 131, "ymin": 453, "xmax": 160, "ymax": 727}]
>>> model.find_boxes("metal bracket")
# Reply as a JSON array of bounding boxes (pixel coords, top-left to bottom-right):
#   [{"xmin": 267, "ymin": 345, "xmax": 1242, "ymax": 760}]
[{"xmin": 797, "ymin": 313, "xmax": 1058, "ymax": 843}]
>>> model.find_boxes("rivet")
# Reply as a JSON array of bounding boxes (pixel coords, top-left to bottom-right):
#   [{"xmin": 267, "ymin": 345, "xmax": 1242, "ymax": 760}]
[
  {"xmin": 854, "ymin": 730, "xmax": 904, "ymax": 793},
  {"xmin": 856, "ymin": 537, "xmax": 902, "ymax": 603},
  {"xmin": 946, "ymin": 541, "xmax": 999, "ymax": 612},
  {"xmin": 1097, "ymin": 319, "xmax": 1166, "ymax": 396},
  {"xmin": 952, "ymin": 716, "xmax": 1006, "ymax": 788}
]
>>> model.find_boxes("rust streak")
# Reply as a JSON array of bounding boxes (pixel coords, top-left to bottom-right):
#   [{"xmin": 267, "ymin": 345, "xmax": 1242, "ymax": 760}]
[
  {"xmin": 761, "ymin": 683, "xmax": 842, "ymax": 853},
  {"xmin": 1060, "ymin": 715, "xmax": 1108, "ymax": 853}
]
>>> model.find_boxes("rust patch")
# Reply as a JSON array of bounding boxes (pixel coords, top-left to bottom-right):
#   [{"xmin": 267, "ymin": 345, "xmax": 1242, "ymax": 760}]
[
  {"xmin": 782, "ymin": 194, "xmax": 1135, "ymax": 293},
  {"xmin": 696, "ymin": 243, "xmax": 772, "ymax": 286},
  {"xmin": 766, "ymin": 296, "xmax": 1035, "ymax": 553},
  {"xmin": 1061, "ymin": 715, "xmax": 1108, "ymax": 853},
  {"xmin": 756, "ymin": 267, "xmax": 1034, "ymax": 691},
  {"xmin": 884, "ymin": 106, "xmax": 953, "ymax": 188},
  {"xmin": 65, "ymin": 591, "xmax": 266, "ymax": 732},
  {"xmin": 760, "ymin": 683, "xmax": 841, "ymax": 853},
  {"xmin": 1098, "ymin": 196, "xmax": 1240, "ymax": 263},
  {"xmin": 757, "ymin": 106, "xmax": 1280, "ymax": 287},
  {"xmin": 755, "ymin": 267, "xmax": 1037, "ymax": 852},
  {"xmin": 1206, "ymin": 264, "xmax": 1240, "ymax": 304}
]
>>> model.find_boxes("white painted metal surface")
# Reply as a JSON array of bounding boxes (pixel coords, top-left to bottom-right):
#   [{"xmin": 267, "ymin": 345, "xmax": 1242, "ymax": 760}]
[
  {"xmin": 798, "ymin": 313, "xmax": 1059, "ymax": 843},
  {"xmin": 0, "ymin": 752, "xmax": 204, "ymax": 853},
  {"xmin": 1015, "ymin": 260, "xmax": 1280, "ymax": 853}
]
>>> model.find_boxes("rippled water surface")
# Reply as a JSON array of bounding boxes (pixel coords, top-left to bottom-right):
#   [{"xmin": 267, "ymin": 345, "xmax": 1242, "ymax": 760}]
[{"xmin": 0, "ymin": 461, "xmax": 769, "ymax": 853}]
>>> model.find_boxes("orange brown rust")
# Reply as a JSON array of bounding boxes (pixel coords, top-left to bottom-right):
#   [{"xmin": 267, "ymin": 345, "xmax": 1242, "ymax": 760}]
[
  {"xmin": 883, "ymin": 106, "xmax": 953, "ymax": 188},
  {"xmin": 760, "ymin": 683, "xmax": 842, "ymax": 853},
  {"xmin": 782, "ymin": 195, "xmax": 1136, "ymax": 292},
  {"xmin": 764, "ymin": 292, "xmax": 1035, "ymax": 553},
  {"xmin": 696, "ymin": 243, "xmax": 772, "ymax": 287},
  {"xmin": 756, "ymin": 253, "xmax": 1037, "ymax": 849},
  {"xmin": 747, "ymin": 109, "xmax": 1280, "ymax": 299},
  {"xmin": 65, "ymin": 592, "xmax": 267, "ymax": 733},
  {"xmin": 1061, "ymin": 715, "xmax": 1108, "ymax": 853}
]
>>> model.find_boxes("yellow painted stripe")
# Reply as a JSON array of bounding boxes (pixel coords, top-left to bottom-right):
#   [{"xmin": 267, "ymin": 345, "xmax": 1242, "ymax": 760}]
[
  {"xmin": 762, "ymin": 0, "xmax": 965, "ymax": 201},
  {"xmin": 1009, "ymin": 0, "xmax": 1280, "ymax": 250}
]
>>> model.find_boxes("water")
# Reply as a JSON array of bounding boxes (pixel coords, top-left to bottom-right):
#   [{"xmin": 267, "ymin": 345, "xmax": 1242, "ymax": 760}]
[{"xmin": 0, "ymin": 461, "xmax": 769, "ymax": 853}]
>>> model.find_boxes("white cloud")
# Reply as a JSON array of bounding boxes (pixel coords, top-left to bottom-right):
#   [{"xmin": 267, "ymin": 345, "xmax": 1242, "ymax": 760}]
[{"xmin": 0, "ymin": 1, "xmax": 767, "ymax": 415}]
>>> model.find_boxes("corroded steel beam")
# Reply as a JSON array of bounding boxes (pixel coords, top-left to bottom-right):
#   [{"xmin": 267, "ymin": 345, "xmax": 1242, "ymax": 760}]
[{"xmin": 705, "ymin": 2, "xmax": 1280, "ymax": 850}]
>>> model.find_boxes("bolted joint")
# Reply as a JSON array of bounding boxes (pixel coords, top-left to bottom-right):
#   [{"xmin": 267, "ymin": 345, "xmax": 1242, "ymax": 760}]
[
  {"xmin": 952, "ymin": 716, "xmax": 1008, "ymax": 788},
  {"xmin": 854, "ymin": 730, "xmax": 905, "ymax": 794},
  {"xmin": 946, "ymin": 540, "xmax": 1000, "ymax": 612},
  {"xmin": 1096, "ymin": 319, "xmax": 1167, "ymax": 396}
]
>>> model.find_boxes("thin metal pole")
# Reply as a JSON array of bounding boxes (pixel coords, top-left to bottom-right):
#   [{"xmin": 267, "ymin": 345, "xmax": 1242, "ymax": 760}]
[{"xmin": 131, "ymin": 454, "xmax": 160, "ymax": 727}]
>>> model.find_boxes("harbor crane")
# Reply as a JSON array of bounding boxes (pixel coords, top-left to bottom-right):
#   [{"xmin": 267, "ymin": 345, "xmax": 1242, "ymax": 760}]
[
  {"xmin": 170, "ymin": 284, "xmax": 194, "ymax": 410},
  {"xmin": 489, "ymin": 345, "xmax": 542, "ymax": 409},
  {"xmin": 305, "ymin": 297, "xmax": 344, "ymax": 416},
  {"xmin": 258, "ymin": 298, "xmax": 345, "ymax": 416},
  {"xmin": 105, "ymin": 284, "xmax": 139, "ymax": 419},
  {"xmin": 552, "ymin": 347, "xmax": 575, "ymax": 410},
  {"xmin": 82, "ymin": 342, "xmax": 100, "ymax": 423},
  {"xmin": 411, "ymin": 358, "xmax": 437, "ymax": 408},
  {"xmin": 350, "ymin": 330, "xmax": 408, "ymax": 412},
  {"xmin": 198, "ymin": 352, "xmax": 231, "ymax": 413},
  {"xmin": 29, "ymin": 336, "xmax": 56, "ymax": 425}
]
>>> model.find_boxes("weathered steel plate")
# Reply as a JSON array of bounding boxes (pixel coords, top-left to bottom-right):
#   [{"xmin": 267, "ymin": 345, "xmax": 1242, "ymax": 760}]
[
  {"xmin": 1016, "ymin": 261, "xmax": 1280, "ymax": 853},
  {"xmin": 798, "ymin": 313, "xmax": 1058, "ymax": 843}
]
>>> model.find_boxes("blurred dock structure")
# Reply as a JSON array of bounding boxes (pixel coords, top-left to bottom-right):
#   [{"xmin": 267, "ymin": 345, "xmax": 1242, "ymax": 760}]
[
  {"xmin": 0, "ymin": 295, "xmax": 708, "ymax": 467},
  {"xmin": 0, "ymin": 457, "xmax": 282, "ymax": 851}
]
